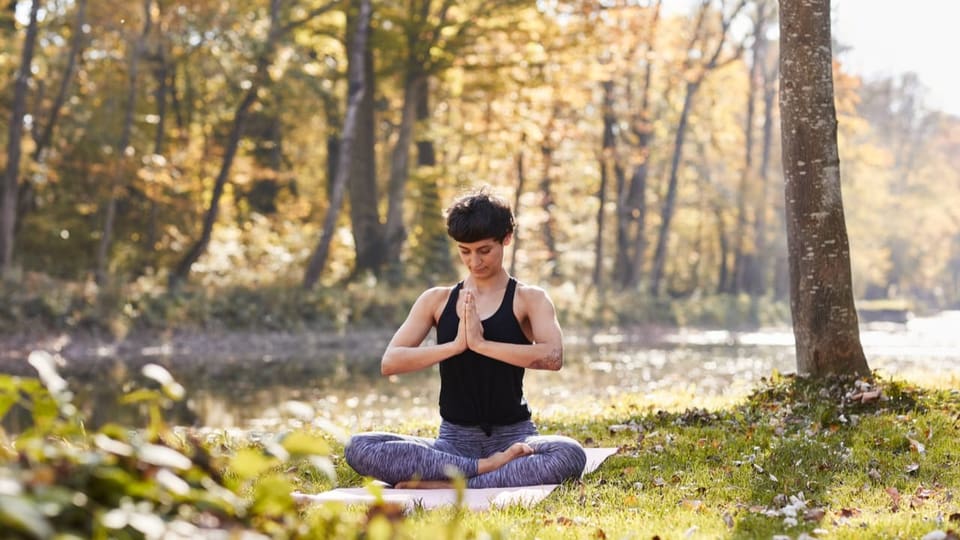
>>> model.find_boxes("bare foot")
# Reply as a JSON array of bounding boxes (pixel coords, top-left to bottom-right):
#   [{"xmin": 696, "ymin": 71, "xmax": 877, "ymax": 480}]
[
  {"xmin": 478, "ymin": 442, "xmax": 535, "ymax": 474},
  {"xmin": 394, "ymin": 480, "xmax": 454, "ymax": 489}
]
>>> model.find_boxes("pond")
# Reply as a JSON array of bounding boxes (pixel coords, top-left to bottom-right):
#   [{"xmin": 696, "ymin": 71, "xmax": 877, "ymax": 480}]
[{"xmin": 4, "ymin": 312, "xmax": 960, "ymax": 435}]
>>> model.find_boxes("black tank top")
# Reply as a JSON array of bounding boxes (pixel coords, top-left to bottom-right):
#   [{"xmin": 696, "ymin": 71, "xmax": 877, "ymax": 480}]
[{"xmin": 436, "ymin": 278, "xmax": 532, "ymax": 434}]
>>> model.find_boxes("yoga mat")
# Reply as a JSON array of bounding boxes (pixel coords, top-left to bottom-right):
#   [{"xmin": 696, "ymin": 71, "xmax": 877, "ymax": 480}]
[{"xmin": 292, "ymin": 447, "xmax": 619, "ymax": 511}]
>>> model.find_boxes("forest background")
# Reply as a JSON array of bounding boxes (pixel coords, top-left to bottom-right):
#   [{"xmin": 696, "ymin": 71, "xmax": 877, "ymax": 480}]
[{"xmin": 2, "ymin": 0, "xmax": 958, "ymax": 339}]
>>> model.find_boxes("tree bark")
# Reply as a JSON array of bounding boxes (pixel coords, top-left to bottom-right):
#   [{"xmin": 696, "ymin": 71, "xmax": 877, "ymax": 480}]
[
  {"xmin": 303, "ymin": 0, "xmax": 372, "ymax": 289},
  {"xmin": 0, "ymin": 0, "xmax": 40, "ymax": 274},
  {"xmin": 779, "ymin": 0, "xmax": 870, "ymax": 377}
]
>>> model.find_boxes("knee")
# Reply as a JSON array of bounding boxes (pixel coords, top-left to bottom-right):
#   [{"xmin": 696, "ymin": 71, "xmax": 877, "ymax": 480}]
[
  {"xmin": 343, "ymin": 434, "xmax": 370, "ymax": 472},
  {"xmin": 564, "ymin": 443, "xmax": 587, "ymax": 478},
  {"xmin": 536, "ymin": 437, "xmax": 586, "ymax": 483}
]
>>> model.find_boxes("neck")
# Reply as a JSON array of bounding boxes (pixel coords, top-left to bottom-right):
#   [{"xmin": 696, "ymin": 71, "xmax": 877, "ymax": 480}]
[{"xmin": 466, "ymin": 270, "xmax": 510, "ymax": 293}]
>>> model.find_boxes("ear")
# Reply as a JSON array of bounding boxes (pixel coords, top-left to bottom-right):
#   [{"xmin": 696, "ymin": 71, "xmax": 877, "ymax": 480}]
[{"xmin": 502, "ymin": 232, "xmax": 513, "ymax": 247}]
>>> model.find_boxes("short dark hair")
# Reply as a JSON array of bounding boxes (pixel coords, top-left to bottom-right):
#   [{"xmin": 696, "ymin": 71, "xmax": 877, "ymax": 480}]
[{"xmin": 445, "ymin": 188, "xmax": 515, "ymax": 243}]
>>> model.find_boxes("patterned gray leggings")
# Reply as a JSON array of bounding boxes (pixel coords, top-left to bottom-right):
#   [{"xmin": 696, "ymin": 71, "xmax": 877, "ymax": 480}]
[{"xmin": 344, "ymin": 420, "xmax": 587, "ymax": 488}]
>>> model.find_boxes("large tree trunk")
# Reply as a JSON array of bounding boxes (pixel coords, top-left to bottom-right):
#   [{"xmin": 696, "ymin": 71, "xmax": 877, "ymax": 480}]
[
  {"xmin": 0, "ymin": 0, "xmax": 40, "ymax": 274},
  {"xmin": 779, "ymin": 0, "xmax": 870, "ymax": 377},
  {"xmin": 303, "ymin": 0, "xmax": 371, "ymax": 289}
]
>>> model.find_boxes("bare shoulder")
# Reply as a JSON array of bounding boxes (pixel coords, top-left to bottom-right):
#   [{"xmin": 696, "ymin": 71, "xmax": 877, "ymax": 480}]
[
  {"xmin": 416, "ymin": 285, "xmax": 458, "ymax": 320},
  {"xmin": 513, "ymin": 281, "xmax": 555, "ymax": 311}
]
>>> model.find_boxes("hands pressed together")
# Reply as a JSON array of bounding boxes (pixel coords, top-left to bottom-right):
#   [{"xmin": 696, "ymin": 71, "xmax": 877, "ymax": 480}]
[{"xmin": 454, "ymin": 290, "xmax": 485, "ymax": 353}]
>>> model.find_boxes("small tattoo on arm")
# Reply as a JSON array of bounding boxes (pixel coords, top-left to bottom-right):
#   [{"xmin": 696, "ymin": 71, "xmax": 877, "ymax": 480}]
[{"xmin": 530, "ymin": 348, "xmax": 562, "ymax": 370}]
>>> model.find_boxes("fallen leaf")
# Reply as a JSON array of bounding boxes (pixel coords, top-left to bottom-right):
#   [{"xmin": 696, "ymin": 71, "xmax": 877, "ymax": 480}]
[
  {"xmin": 886, "ymin": 487, "xmax": 901, "ymax": 512},
  {"xmin": 838, "ymin": 508, "xmax": 861, "ymax": 518},
  {"xmin": 680, "ymin": 499, "xmax": 704, "ymax": 512},
  {"xmin": 950, "ymin": 513, "xmax": 960, "ymax": 522},
  {"xmin": 910, "ymin": 438, "xmax": 927, "ymax": 455},
  {"xmin": 722, "ymin": 512, "xmax": 734, "ymax": 528},
  {"xmin": 868, "ymin": 468, "xmax": 882, "ymax": 482},
  {"xmin": 652, "ymin": 477, "xmax": 665, "ymax": 487},
  {"xmin": 906, "ymin": 463, "xmax": 921, "ymax": 474},
  {"xmin": 804, "ymin": 508, "xmax": 826, "ymax": 522}
]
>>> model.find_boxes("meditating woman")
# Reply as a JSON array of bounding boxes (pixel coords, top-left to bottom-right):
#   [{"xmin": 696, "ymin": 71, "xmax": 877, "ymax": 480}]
[{"xmin": 344, "ymin": 189, "xmax": 586, "ymax": 488}]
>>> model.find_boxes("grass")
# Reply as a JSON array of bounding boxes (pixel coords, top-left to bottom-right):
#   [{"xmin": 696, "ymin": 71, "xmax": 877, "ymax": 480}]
[
  {"xmin": 3, "ymin": 365, "xmax": 959, "ymax": 539},
  {"xmin": 300, "ymin": 374, "xmax": 960, "ymax": 539}
]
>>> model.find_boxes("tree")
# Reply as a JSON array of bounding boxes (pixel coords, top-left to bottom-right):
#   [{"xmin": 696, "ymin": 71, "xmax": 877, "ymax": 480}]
[
  {"xmin": 303, "ymin": 0, "xmax": 372, "ymax": 289},
  {"xmin": 1, "ymin": 0, "xmax": 40, "ymax": 275},
  {"xmin": 648, "ymin": 0, "xmax": 746, "ymax": 296},
  {"xmin": 778, "ymin": 0, "xmax": 870, "ymax": 377},
  {"xmin": 169, "ymin": 0, "xmax": 338, "ymax": 288}
]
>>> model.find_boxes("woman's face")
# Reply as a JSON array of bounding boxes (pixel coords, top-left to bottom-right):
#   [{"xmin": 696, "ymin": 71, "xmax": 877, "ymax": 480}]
[{"xmin": 456, "ymin": 234, "xmax": 511, "ymax": 280}]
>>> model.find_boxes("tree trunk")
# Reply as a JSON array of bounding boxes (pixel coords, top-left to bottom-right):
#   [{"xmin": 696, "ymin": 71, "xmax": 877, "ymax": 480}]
[
  {"xmin": 170, "ymin": 0, "xmax": 283, "ymax": 288},
  {"xmin": 649, "ymin": 81, "xmax": 697, "ymax": 296},
  {"xmin": 779, "ymin": 0, "xmax": 870, "ymax": 377},
  {"xmin": 730, "ymin": 6, "xmax": 765, "ymax": 295},
  {"xmin": 753, "ymin": 20, "xmax": 778, "ymax": 297},
  {"xmin": 540, "ymin": 144, "xmax": 559, "ymax": 278},
  {"xmin": 146, "ymin": 25, "xmax": 170, "ymax": 259},
  {"xmin": 618, "ymin": 0, "xmax": 660, "ymax": 290},
  {"xmin": 383, "ymin": 73, "xmax": 423, "ymax": 274},
  {"xmin": 648, "ymin": 0, "xmax": 746, "ymax": 296},
  {"xmin": 303, "ymin": 0, "xmax": 371, "ymax": 289},
  {"xmin": 597, "ymin": 80, "xmax": 616, "ymax": 290},
  {"xmin": 96, "ymin": 0, "xmax": 151, "ymax": 285},
  {"xmin": 0, "ymin": 0, "xmax": 40, "ymax": 274},
  {"xmin": 509, "ymin": 135, "xmax": 526, "ymax": 277},
  {"xmin": 348, "ymin": 39, "xmax": 384, "ymax": 275}
]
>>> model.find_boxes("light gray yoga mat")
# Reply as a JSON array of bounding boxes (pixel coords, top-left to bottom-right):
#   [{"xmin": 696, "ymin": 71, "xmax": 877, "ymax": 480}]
[{"xmin": 293, "ymin": 447, "xmax": 619, "ymax": 511}]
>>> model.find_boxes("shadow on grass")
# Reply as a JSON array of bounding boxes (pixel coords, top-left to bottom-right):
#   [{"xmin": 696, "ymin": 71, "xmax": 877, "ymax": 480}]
[{"xmin": 728, "ymin": 374, "xmax": 927, "ymax": 538}]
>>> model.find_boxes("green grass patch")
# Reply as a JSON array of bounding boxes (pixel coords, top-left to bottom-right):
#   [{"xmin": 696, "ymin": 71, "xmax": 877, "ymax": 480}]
[{"xmin": 3, "ymin": 361, "xmax": 960, "ymax": 538}]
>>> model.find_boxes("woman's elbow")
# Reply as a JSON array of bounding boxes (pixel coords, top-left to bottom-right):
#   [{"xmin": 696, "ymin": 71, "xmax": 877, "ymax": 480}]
[{"xmin": 380, "ymin": 352, "xmax": 397, "ymax": 376}]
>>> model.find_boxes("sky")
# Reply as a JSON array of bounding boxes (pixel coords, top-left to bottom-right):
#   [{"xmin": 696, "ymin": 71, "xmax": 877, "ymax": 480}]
[{"xmin": 832, "ymin": 0, "xmax": 960, "ymax": 117}]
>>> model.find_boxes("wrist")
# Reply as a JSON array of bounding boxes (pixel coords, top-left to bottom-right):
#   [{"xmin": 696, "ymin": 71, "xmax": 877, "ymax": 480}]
[{"xmin": 471, "ymin": 336, "xmax": 490, "ymax": 355}]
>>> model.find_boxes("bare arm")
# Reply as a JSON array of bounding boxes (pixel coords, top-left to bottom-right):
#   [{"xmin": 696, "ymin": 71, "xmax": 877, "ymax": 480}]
[
  {"xmin": 381, "ymin": 288, "xmax": 466, "ymax": 376},
  {"xmin": 468, "ymin": 286, "xmax": 563, "ymax": 371}
]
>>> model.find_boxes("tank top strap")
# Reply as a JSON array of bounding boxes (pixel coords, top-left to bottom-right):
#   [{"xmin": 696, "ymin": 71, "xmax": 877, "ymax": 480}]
[
  {"xmin": 441, "ymin": 281, "xmax": 464, "ymax": 318},
  {"xmin": 502, "ymin": 278, "xmax": 518, "ymax": 313}
]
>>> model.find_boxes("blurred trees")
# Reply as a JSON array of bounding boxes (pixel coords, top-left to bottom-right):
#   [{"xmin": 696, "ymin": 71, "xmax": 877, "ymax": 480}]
[{"xmin": 0, "ymin": 0, "xmax": 958, "ymax": 322}]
